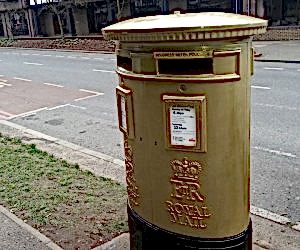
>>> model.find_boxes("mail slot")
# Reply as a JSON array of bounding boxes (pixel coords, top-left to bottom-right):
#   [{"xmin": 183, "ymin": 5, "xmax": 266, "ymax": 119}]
[{"xmin": 103, "ymin": 12, "xmax": 267, "ymax": 250}]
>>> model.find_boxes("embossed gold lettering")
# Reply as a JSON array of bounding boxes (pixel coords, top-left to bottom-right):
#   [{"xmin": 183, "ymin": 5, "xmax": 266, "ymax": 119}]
[
  {"xmin": 124, "ymin": 139, "xmax": 139, "ymax": 206},
  {"xmin": 166, "ymin": 200, "xmax": 210, "ymax": 229},
  {"xmin": 166, "ymin": 157, "xmax": 211, "ymax": 229},
  {"xmin": 170, "ymin": 179, "xmax": 204, "ymax": 202},
  {"xmin": 191, "ymin": 216, "xmax": 207, "ymax": 229},
  {"xmin": 166, "ymin": 201, "xmax": 177, "ymax": 223}
]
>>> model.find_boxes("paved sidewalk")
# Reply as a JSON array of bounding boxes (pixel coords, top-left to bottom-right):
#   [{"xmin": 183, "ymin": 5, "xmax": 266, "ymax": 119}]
[
  {"xmin": 253, "ymin": 41, "xmax": 300, "ymax": 63},
  {"xmin": 0, "ymin": 210, "xmax": 51, "ymax": 250},
  {"xmin": 0, "ymin": 120, "xmax": 299, "ymax": 250}
]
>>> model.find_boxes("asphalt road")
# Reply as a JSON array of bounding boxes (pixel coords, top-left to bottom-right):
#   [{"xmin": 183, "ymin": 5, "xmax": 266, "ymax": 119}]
[
  {"xmin": 0, "ymin": 47, "xmax": 299, "ymax": 223},
  {"xmin": 251, "ymin": 61, "xmax": 299, "ymax": 222}
]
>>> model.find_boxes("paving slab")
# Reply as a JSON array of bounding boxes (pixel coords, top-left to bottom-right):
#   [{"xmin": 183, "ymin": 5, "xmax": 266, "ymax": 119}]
[
  {"xmin": 252, "ymin": 214, "xmax": 300, "ymax": 250},
  {"xmin": 0, "ymin": 207, "xmax": 53, "ymax": 250}
]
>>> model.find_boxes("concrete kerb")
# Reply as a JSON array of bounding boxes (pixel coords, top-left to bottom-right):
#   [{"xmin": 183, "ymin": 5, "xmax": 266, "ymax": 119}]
[
  {"xmin": 91, "ymin": 233, "xmax": 130, "ymax": 250},
  {"xmin": 0, "ymin": 46, "xmax": 115, "ymax": 54},
  {"xmin": 251, "ymin": 205, "xmax": 300, "ymax": 232},
  {"xmin": 0, "ymin": 120, "xmax": 125, "ymax": 184},
  {"xmin": 0, "ymin": 205, "xmax": 63, "ymax": 250}
]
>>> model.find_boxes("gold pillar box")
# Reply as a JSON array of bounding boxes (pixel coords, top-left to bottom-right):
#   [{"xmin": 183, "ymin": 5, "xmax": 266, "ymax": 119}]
[{"xmin": 103, "ymin": 12, "xmax": 267, "ymax": 249}]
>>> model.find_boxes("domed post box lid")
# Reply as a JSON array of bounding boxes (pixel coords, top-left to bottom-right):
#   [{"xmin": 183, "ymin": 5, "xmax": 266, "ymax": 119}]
[{"xmin": 102, "ymin": 12, "xmax": 267, "ymax": 42}]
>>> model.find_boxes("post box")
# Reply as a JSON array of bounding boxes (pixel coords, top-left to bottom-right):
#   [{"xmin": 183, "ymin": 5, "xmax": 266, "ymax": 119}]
[{"xmin": 102, "ymin": 12, "xmax": 267, "ymax": 249}]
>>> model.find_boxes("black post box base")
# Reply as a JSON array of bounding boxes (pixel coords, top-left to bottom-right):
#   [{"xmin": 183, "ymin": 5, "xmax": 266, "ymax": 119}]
[{"xmin": 128, "ymin": 205, "xmax": 252, "ymax": 250}]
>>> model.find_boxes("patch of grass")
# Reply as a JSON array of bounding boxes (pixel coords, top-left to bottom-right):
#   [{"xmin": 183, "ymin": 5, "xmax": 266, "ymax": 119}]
[{"xmin": 0, "ymin": 134, "xmax": 128, "ymax": 248}]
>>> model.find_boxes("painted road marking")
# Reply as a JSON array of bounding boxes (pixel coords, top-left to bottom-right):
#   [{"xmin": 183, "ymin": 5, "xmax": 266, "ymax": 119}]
[
  {"xmin": 0, "ymin": 80, "xmax": 95, "ymax": 118},
  {"xmin": 253, "ymin": 44, "xmax": 267, "ymax": 48},
  {"xmin": 0, "ymin": 80, "xmax": 92, "ymax": 117},
  {"xmin": 79, "ymin": 89, "xmax": 104, "ymax": 95},
  {"xmin": 0, "ymin": 110, "xmax": 14, "ymax": 119},
  {"xmin": 13, "ymin": 77, "xmax": 32, "ymax": 82},
  {"xmin": 68, "ymin": 56, "xmax": 76, "ymax": 59},
  {"xmin": 32, "ymin": 53, "xmax": 40, "ymax": 56},
  {"xmin": 69, "ymin": 104, "xmax": 86, "ymax": 110},
  {"xmin": 21, "ymin": 53, "xmax": 30, "ymax": 56},
  {"xmin": 94, "ymin": 58, "xmax": 104, "ymax": 60},
  {"xmin": 47, "ymin": 104, "xmax": 69, "ymax": 111},
  {"xmin": 110, "ymin": 58, "xmax": 117, "ymax": 61},
  {"xmin": 93, "ymin": 69, "xmax": 115, "ymax": 73},
  {"xmin": 42, "ymin": 54, "xmax": 51, "ymax": 57},
  {"xmin": 254, "ymin": 102, "xmax": 297, "ymax": 111},
  {"xmin": 297, "ymin": 69, "xmax": 300, "ymax": 72},
  {"xmin": 74, "ymin": 95, "xmax": 98, "ymax": 102},
  {"xmin": 0, "ymin": 110, "xmax": 14, "ymax": 117},
  {"xmin": 8, "ymin": 107, "xmax": 48, "ymax": 119},
  {"xmin": 12, "ymin": 52, "xmax": 19, "ymax": 55},
  {"xmin": 0, "ymin": 82, "xmax": 12, "ymax": 87},
  {"xmin": 0, "ymin": 79, "xmax": 8, "ymax": 82},
  {"xmin": 81, "ymin": 57, "xmax": 90, "ymax": 60},
  {"xmin": 43, "ymin": 82, "xmax": 64, "ymax": 88},
  {"xmin": 252, "ymin": 146, "xmax": 296, "ymax": 158},
  {"xmin": 24, "ymin": 62, "xmax": 43, "ymax": 66},
  {"xmin": 47, "ymin": 103, "xmax": 86, "ymax": 111},
  {"xmin": 250, "ymin": 206, "xmax": 291, "ymax": 225},
  {"xmin": 251, "ymin": 85, "xmax": 271, "ymax": 90},
  {"xmin": 264, "ymin": 67, "xmax": 284, "ymax": 71},
  {"xmin": 0, "ymin": 114, "xmax": 8, "ymax": 119},
  {"xmin": 0, "ymin": 75, "xmax": 4, "ymax": 77},
  {"xmin": 74, "ymin": 90, "xmax": 104, "ymax": 102},
  {"xmin": 56, "ymin": 55, "xmax": 65, "ymax": 58},
  {"xmin": 0, "ymin": 60, "xmax": 2, "ymax": 62}
]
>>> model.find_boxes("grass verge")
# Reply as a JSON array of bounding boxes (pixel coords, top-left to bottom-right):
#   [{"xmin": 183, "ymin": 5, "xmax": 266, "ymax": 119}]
[{"xmin": 0, "ymin": 134, "xmax": 127, "ymax": 249}]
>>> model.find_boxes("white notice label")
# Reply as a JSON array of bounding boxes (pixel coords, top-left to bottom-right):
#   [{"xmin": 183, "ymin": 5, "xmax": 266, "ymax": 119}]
[
  {"xmin": 120, "ymin": 96, "xmax": 127, "ymax": 130},
  {"xmin": 170, "ymin": 105, "xmax": 196, "ymax": 146}
]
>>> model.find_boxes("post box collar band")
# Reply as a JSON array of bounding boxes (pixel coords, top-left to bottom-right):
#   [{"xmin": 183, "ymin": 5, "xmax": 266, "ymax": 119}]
[{"xmin": 102, "ymin": 12, "xmax": 267, "ymax": 42}]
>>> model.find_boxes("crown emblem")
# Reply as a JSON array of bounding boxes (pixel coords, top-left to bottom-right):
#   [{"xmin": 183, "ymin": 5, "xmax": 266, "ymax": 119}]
[{"xmin": 171, "ymin": 157, "xmax": 202, "ymax": 182}]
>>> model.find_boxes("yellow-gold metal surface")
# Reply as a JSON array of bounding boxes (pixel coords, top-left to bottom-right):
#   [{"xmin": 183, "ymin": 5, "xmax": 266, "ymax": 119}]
[
  {"xmin": 166, "ymin": 157, "xmax": 211, "ymax": 229},
  {"xmin": 124, "ymin": 138, "xmax": 139, "ymax": 207},
  {"xmin": 104, "ymin": 11, "xmax": 267, "ymax": 238},
  {"xmin": 114, "ymin": 41, "xmax": 253, "ymax": 237}
]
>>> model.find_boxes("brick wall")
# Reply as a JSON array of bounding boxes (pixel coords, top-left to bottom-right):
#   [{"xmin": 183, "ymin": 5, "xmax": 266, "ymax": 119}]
[{"xmin": 254, "ymin": 26, "xmax": 300, "ymax": 41}]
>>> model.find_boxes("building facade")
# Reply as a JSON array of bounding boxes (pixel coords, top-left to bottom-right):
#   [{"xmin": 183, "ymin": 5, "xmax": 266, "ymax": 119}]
[
  {"xmin": 0, "ymin": 0, "xmax": 299, "ymax": 38},
  {"xmin": 0, "ymin": 0, "xmax": 35, "ymax": 38}
]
